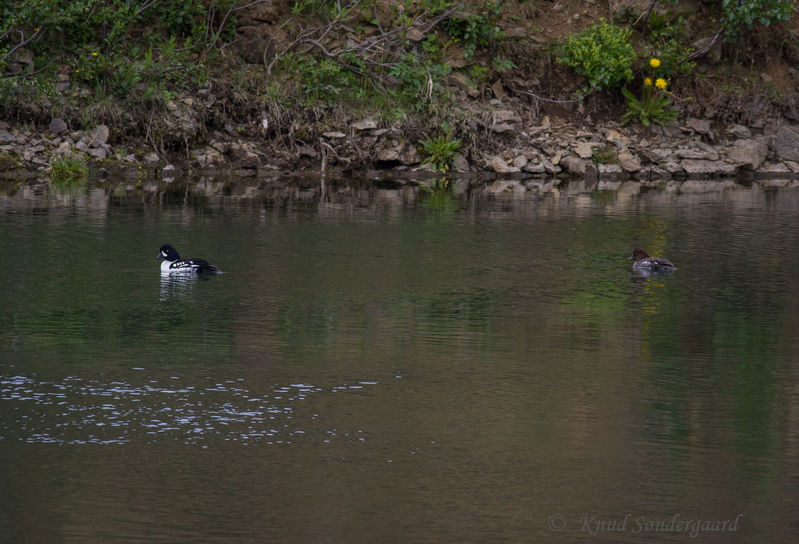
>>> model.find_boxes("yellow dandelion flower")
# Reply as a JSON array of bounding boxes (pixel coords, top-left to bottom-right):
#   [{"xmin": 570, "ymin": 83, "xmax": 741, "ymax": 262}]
[
  {"xmin": 655, "ymin": 78, "xmax": 668, "ymax": 90},
  {"xmin": 650, "ymin": 58, "xmax": 661, "ymax": 68},
  {"xmin": 75, "ymin": 69, "xmax": 80, "ymax": 73},
  {"xmin": 92, "ymin": 52, "xmax": 99, "ymax": 57},
  {"xmin": 644, "ymin": 77, "xmax": 653, "ymax": 86}
]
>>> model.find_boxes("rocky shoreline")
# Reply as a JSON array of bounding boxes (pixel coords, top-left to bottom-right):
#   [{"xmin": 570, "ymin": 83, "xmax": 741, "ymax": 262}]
[{"xmin": 2, "ymin": 107, "xmax": 799, "ymax": 184}]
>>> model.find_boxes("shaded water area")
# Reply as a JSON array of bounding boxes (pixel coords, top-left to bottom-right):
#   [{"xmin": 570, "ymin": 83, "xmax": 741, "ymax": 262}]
[{"xmin": 1, "ymin": 174, "xmax": 799, "ymax": 543}]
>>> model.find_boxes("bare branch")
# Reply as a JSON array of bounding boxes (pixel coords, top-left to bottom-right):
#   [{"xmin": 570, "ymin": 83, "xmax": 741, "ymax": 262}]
[
  {"xmin": 511, "ymin": 87, "xmax": 579, "ymax": 104},
  {"xmin": 680, "ymin": 28, "xmax": 725, "ymax": 65},
  {"xmin": 1, "ymin": 27, "xmax": 45, "ymax": 64}
]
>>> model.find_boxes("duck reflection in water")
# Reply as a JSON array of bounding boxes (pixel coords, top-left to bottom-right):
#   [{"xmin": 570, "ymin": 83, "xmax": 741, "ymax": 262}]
[{"xmin": 159, "ymin": 273, "xmax": 216, "ymax": 301}]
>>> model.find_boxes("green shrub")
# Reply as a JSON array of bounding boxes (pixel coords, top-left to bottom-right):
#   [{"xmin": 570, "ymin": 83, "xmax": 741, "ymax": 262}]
[
  {"xmin": 559, "ymin": 20, "xmax": 635, "ymax": 92},
  {"xmin": 442, "ymin": 1, "xmax": 506, "ymax": 59},
  {"xmin": 720, "ymin": 0, "xmax": 796, "ymax": 33},
  {"xmin": 0, "ymin": 0, "xmax": 226, "ymax": 109},
  {"xmin": 389, "ymin": 51, "xmax": 451, "ymax": 107}
]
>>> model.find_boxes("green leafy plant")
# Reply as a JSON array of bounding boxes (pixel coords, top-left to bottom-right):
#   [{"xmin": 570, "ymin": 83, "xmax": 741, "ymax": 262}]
[
  {"xmin": 492, "ymin": 56, "xmax": 516, "ymax": 73},
  {"xmin": 642, "ymin": 13, "xmax": 694, "ymax": 76},
  {"xmin": 420, "ymin": 122, "xmax": 462, "ymax": 172},
  {"xmin": 389, "ymin": 51, "xmax": 451, "ymax": 107},
  {"xmin": 442, "ymin": 1, "xmax": 506, "ymax": 59},
  {"xmin": 621, "ymin": 57, "xmax": 678, "ymax": 126},
  {"xmin": 468, "ymin": 65, "xmax": 489, "ymax": 86},
  {"xmin": 50, "ymin": 153, "xmax": 89, "ymax": 184},
  {"xmin": 559, "ymin": 19, "xmax": 635, "ymax": 92},
  {"xmin": 720, "ymin": 0, "xmax": 796, "ymax": 33}
]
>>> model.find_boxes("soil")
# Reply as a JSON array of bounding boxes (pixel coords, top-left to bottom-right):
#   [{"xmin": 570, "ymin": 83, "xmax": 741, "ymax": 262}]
[{"xmin": 1, "ymin": 0, "xmax": 799, "ymax": 181}]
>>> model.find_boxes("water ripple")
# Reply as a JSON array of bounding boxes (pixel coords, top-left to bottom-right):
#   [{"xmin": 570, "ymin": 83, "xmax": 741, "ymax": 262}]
[{"xmin": 0, "ymin": 374, "xmax": 377, "ymax": 446}]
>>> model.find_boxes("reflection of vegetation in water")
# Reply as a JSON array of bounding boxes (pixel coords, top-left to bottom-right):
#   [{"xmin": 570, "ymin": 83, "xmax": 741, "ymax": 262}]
[
  {"xmin": 639, "ymin": 273, "xmax": 784, "ymax": 487},
  {"xmin": 5, "ymin": 303, "xmax": 234, "ymax": 364},
  {"xmin": 420, "ymin": 178, "xmax": 457, "ymax": 213}
]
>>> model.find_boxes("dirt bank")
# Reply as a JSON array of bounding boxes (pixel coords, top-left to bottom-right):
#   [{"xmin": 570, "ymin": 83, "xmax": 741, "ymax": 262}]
[{"xmin": 1, "ymin": 0, "xmax": 798, "ymax": 182}]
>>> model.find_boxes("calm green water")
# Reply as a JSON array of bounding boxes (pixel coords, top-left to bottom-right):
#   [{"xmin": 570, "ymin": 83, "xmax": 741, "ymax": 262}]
[{"xmin": 1, "ymin": 177, "xmax": 798, "ymax": 543}]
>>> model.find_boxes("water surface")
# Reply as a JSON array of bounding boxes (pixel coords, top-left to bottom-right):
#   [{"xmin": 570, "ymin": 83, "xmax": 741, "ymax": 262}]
[{"xmin": 1, "ymin": 177, "xmax": 798, "ymax": 542}]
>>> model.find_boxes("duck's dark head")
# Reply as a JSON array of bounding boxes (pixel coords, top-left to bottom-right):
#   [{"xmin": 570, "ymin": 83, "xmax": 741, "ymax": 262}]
[
  {"xmin": 628, "ymin": 248, "xmax": 650, "ymax": 262},
  {"xmin": 157, "ymin": 244, "xmax": 180, "ymax": 261}
]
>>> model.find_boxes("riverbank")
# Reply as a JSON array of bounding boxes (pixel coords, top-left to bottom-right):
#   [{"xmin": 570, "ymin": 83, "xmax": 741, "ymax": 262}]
[
  {"xmin": 2, "ymin": 1, "xmax": 798, "ymax": 181},
  {"xmin": 3, "ymin": 112, "xmax": 799, "ymax": 182}
]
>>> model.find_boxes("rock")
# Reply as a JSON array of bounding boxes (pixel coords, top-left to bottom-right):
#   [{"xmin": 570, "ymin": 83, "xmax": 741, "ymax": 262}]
[
  {"xmin": 448, "ymin": 72, "xmax": 479, "ymax": 98},
  {"xmin": 512, "ymin": 155, "xmax": 528, "ymax": 169},
  {"xmin": 0, "ymin": 129, "xmax": 15, "ymax": 143},
  {"xmin": 617, "ymin": 149, "xmax": 642, "ymax": 172},
  {"xmin": 144, "ymin": 152, "xmax": 160, "ymax": 163},
  {"xmin": 400, "ymin": 145, "xmax": 421, "ymax": 166},
  {"xmin": 542, "ymin": 159, "xmax": 559, "ymax": 174},
  {"xmin": 352, "ymin": 118, "xmax": 378, "ymax": 131},
  {"xmin": 681, "ymin": 159, "xmax": 738, "ymax": 176},
  {"xmin": 601, "ymin": 128, "xmax": 630, "ymax": 147},
  {"xmin": 634, "ymin": 167, "xmax": 671, "ymax": 181},
  {"xmin": 299, "ymin": 145, "xmax": 318, "ymax": 158},
  {"xmin": 774, "ymin": 126, "xmax": 799, "ymax": 162},
  {"xmin": 664, "ymin": 161, "xmax": 683, "ymax": 174},
  {"xmin": 406, "ymin": 27, "xmax": 424, "ymax": 41},
  {"xmin": 452, "ymin": 153, "xmax": 470, "ymax": 172},
  {"xmin": 727, "ymin": 138, "xmax": 768, "ymax": 169},
  {"xmin": 523, "ymin": 161, "xmax": 547, "ymax": 174},
  {"xmin": 685, "ymin": 117, "xmax": 714, "ymax": 139},
  {"xmin": 239, "ymin": 151, "xmax": 261, "ymax": 168},
  {"xmin": 376, "ymin": 147, "xmax": 400, "ymax": 163},
  {"xmin": 561, "ymin": 156, "xmax": 588, "ymax": 174},
  {"xmin": 574, "ymin": 141, "xmax": 594, "ymax": 159},
  {"xmin": 49, "ymin": 118, "xmax": 67, "ymax": 135},
  {"xmin": 491, "ymin": 80, "xmax": 506, "ymax": 100},
  {"xmin": 610, "ymin": 0, "xmax": 701, "ymax": 17},
  {"xmin": 598, "ymin": 163, "xmax": 626, "ymax": 180},
  {"xmin": 322, "ymin": 131, "xmax": 346, "ymax": 139},
  {"xmin": 89, "ymin": 125, "xmax": 109, "ymax": 147},
  {"xmin": 490, "ymin": 123, "xmax": 516, "ymax": 133},
  {"xmin": 676, "ymin": 146, "xmax": 719, "ymax": 161},
  {"xmin": 490, "ymin": 155, "xmax": 520, "ymax": 174},
  {"xmin": 6, "ymin": 47, "xmax": 34, "ymax": 74},
  {"xmin": 493, "ymin": 110, "xmax": 520, "ymax": 124},
  {"xmin": 760, "ymin": 162, "xmax": 792, "ymax": 174},
  {"xmin": 88, "ymin": 147, "xmax": 107, "ymax": 160},
  {"xmin": 727, "ymin": 124, "xmax": 751, "ymax": 139}
]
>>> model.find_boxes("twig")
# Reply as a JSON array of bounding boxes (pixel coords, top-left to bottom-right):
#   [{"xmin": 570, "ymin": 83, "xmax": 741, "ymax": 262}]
[
  {"xmin": 679, "ymin": 28, "xmax": 725, "ymax": 65},
  {"xmin": 634, "ymin": 0, "xmax": 658, "ymax": 30},
  {"xmin": 511, "ymin": 87, "xmax": 579, "ymax": 104}
]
